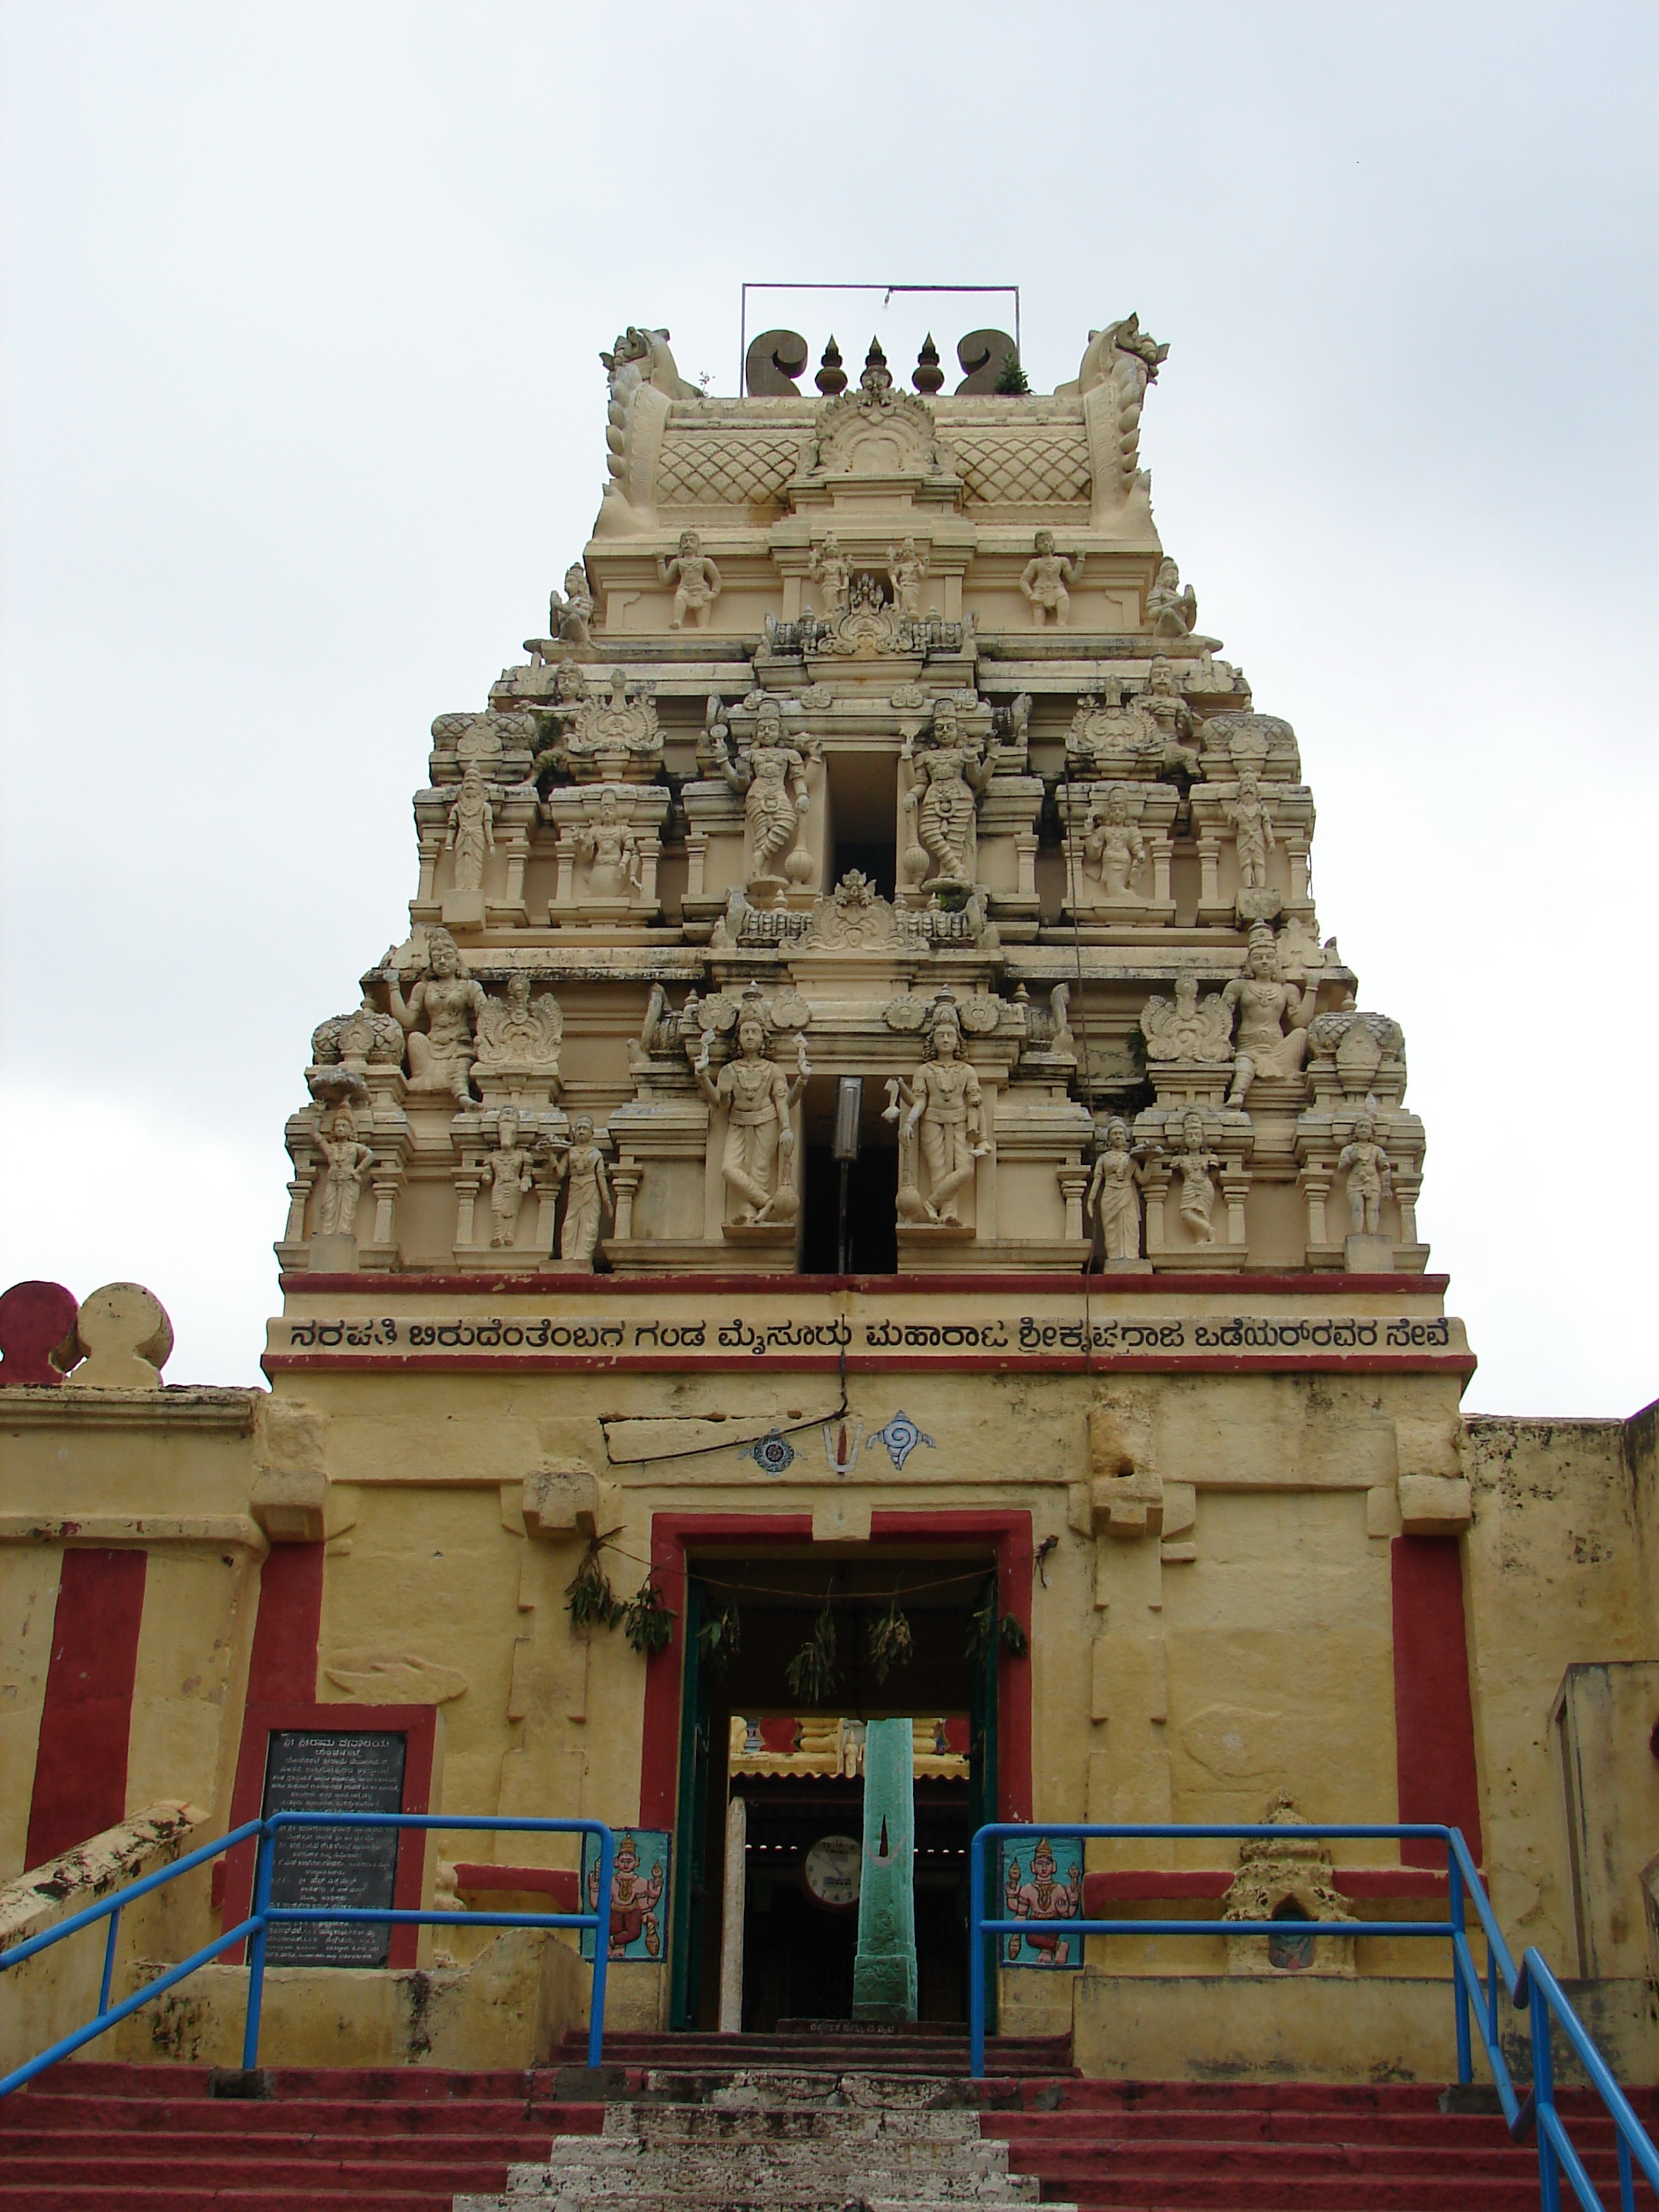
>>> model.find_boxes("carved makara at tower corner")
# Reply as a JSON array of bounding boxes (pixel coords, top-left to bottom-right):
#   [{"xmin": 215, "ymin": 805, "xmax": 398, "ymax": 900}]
[{"xmin": 282, "ymin": 315, "xmax": 1423, "ymax": 1282}]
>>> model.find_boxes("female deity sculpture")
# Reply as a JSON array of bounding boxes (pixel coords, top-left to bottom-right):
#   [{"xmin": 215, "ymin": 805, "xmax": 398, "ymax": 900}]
[
  {"xmin": 445, "ymin": 761, "xmax": 496, "ymax": 894},
  {"xmin": 886, "ymin": 537, "xmax": 928, "ymax": 617},
  {"xmin": 724, "ymin": 701, "xmax": 812, "ymax": 888},
  {"xmin": 1086, "ymin": 1118, "xmax": 1156, "ymax": 1263},
  {"xmin": 658, "ymin": 530, "xmax": 722, "ymax": 630},
  {"xmin": 1222, "ymin": 924, "xmax": 1316, "ymax": 1105},
  {"xmin": 314, "ymin": 1108, "xmax": 375, "ymax": 1239},
  {"xmin": 1225, "ymin": 771, "xmax": 1277, "ymax": 891},
  {"xmin": 900, "ymin": 700, "xmax": 989, "ymax": 889},
  {"xmin": 383, "ymin": 928, "xmax": 490, "ymax": 1103},
  {"xmin": 1083, "ymin": 787, "xmax": 1148, "ymax": 896},
  {"xmin": 690, "ymin": 1008, "xmax": 811, "ymax": 1226},
  {"xmin": 1171, "ymin": 1112, "xmax": 1220, "ymax": 1243},
  {"xmin": 485, "ymin": 1111, "xmax": 538, "ymax": 1249},
  {"xmin": 577, "ymin": 789, "xmax": 642, "ymax": 898},
  {"xmin": 1145, "ymin": 556, "xmax": 1196, "ymax": 637},
  {"xmin": 885, "ymin": 1008, "xmax": 989, "ymax": 1228},
  {"xmin": 1019, "ymin": 530, "xmax": 1085, "ymax": 626},
  {"xmin": 549, "ymin": 562, "xmax": 594, "ymax": 647},
  {"xmin": 548, "ymin": 1113, "xmax": 614, "ymax": 1266},
  {"xmin": 1336, "ymin": 1111, "xmax": 1393, "ymax": 1236}
]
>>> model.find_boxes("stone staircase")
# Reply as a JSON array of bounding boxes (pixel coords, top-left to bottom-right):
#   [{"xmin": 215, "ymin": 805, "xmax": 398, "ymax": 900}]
[{"xmin": 457, "ymin": 2065, "xmax": 1067, "ymax": 2212}]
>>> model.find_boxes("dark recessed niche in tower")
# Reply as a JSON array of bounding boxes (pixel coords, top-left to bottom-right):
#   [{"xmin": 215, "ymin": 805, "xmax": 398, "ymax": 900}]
[{"xmin": 825, "ymin": 753, "xmax": 897, "ymax": 899}]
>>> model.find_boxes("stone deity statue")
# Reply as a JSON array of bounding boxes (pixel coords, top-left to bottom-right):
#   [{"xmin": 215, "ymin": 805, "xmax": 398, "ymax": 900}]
[
  {"xmin": 547, "ymin": 1113, "xmax": 614, "ymax": 1266},
  {"xmin": 577, "ymin": 789, "xmax": 643, "ymax": 898},
  {"xmin": 530, "ymin": 660, "xmax": 591, "ymax": 785},
  {"xmin": 1019, "ymin": 530, "xmax": 1085, "ymax": 626},
  {"xmin": 1083, "ymin": 787, "xmax": 1148, "ymax": 896},
  {"xmin": 445, "ymin": 761, "xmax": 496, "ymax": 894},
  {"xmin": 1172, "ymin": 1112, "xmax": 1220, "ymax": 1243},
  {"xmin": 484, "ymin": 1112, "xmax": 538, "ymax": 1248},
  {"xmin": 1086, "ymin": 1118, "xmax": 1157, "ymax": 1263},
  {"xmin": 549, "ymin": 562, "xmax": 594, "ymax": 647},
  {"xmin": 658, "ymin": 530, "xmax": 722, "ymax": 630},
  {"xmin": 1222, "ymin": 925, "xmax": 1316, "ymax": 1106},
  {"xmin": 1336, "ymin": 1112, "xmax": 1393, "ymax": 1236},
  {"xmin": 1225, "ymin": 772, "xmax": 1277, "ymax": 892},
  {"xmin": 809, "ymin": 533, "xmax": 851, "ymax": 614},
  {"xmin": 314, "ymin": 1109, "xmax": 375, "ymax": 1239},
  {"xmin": 724, "ymin": 701, "xmax": 812, "ymax": 887},
  {"xmin": 886, "ymin": 1009, "xmax": 989, "ymax": 1227},
  {"xmin": 886, "ymin": 537, "xmax": 928, "ymax": 618},
  {"xmin": 1145, "ymin": 556, "xmax": 1196, "ymax": 637},
  {"xmin": 901, "ymin": 700, "xmax": 989, "ymax": 888},
  {"xmin": 690, "ymin": 1010, "xmax": 811, "ymax": 1225},
  {"xmin": 1141, "ymin": 655, "xmax": 1200, "ymax": 776},
  {"xmin": 384, "ymin": 929, "xmax": 490, "ymax": 1103}
]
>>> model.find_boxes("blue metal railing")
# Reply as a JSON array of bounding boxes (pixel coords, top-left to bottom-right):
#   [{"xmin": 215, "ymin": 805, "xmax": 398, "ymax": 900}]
[
  {"xmin": 970, "ymin": 1822, "xmax": 1659, "ymax": 2212},
  {"xmin": 0, "ymin": 1813, "xmax": 614, "ymax": 2098}
]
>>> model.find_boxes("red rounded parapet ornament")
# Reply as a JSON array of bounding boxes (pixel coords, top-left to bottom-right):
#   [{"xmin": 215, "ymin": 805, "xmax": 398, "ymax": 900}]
[{"xmin": 0, "ymin": 1280, "xmax": 81, "ymax": 1386}]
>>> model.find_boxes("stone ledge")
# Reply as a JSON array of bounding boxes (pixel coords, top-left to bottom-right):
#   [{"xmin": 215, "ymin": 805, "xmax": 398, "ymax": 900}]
[{"xmin": 0, "ymin": 1385, "xmax": 258, "ymax": 1431}]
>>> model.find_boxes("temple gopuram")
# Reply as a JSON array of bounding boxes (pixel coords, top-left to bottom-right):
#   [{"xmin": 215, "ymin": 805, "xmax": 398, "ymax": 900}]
[{"xmin": 3, "ymin": 310, "xmax": 1657, "ymax": 2117}]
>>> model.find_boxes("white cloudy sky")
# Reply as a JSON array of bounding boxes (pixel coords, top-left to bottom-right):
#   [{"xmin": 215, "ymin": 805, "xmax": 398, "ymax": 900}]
[{"xmin": 2, "ymin": 1, "xmax": 1654, "ymax": 1413}]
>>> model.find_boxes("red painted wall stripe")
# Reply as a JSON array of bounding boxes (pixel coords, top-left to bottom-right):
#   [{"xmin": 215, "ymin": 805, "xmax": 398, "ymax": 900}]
[
  {"xmin": 246, "ymin": 1542, "xmax": 324, "ymax": 1705},
  {"xmin": 26, "ymin": 1549, "xmax": 148, "ymax": 1869},
  {"xmin": 1391, "ymin": 1535, "xmax": 1483, "ymax": 1866}
]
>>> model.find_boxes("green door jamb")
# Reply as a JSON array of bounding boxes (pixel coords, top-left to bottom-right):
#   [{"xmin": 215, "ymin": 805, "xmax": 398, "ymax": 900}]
[{"xmin": 668, "ymin": 1575, "xmax": 709, "ymax": 2029}]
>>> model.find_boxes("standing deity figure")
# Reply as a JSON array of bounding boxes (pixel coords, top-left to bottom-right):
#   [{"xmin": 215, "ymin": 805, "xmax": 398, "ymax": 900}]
[
  {"xmin": 531, "ymin": 660, "xmax": 591, "ymax": 784},
  {"xmin": 1019, "ymin": 530, "xmax": 1085, "ymax": 626},
  {"xmin": 1141, "ymin": 655, "xmax": 1199, "ymax": 775},
  {"xmin": 1171, "ymin": 1112, "xmax": 1220, "ymax": 1243},
  {"xmin": 484, "ymin": 1111, "xmax": 538, "ymax": 1249},
  {"xmin": 1083, "ymin": 787, "xmax": 1148, "ymax": 895},
  {"xmin": 1222, "ymin": 925, "xmax": 1316, "ymax": 1106},
  {"xmin": 384, "ymin": 928, "xmax": 490, "ymax": 1103},
  {"xmin": 1225, "ymin": 771, "xmax": 1277, "ymax": 891},
  {"xmin": 690, "ymin": 1009, "xmax": 811, "ymax": 1225},
  {"xmin": 549, "ymin": 562, "xmax": 595, "ymax": 647},
  {"xmin": 1086, "ymin": 1118, "xmax": 1157, "ymax": 1263},
  {"xmin": 724, "ymin": 701, "xmax": 812, "ymax": 886},
  {"xmin": 445, "ymin": 760, "xmax": 496, "ymax": 894},
  {"xmin": 886, "ymin": 536, "xmax": 928, "ymax": 617},
  {"xmin": 901, "ymin": 700, "xmax": 989, "ymax": 888},
  {"xmin": 889, "ymin": 1009, "xmax": 990, "ymax": 1227},
  {"xmin": 547, "ymin": 1113, "xmax": 614, "ymax": 1266},
  {"xmin": 577, "ymin": 789, "xmax": 643, "ymax": 898},
  {"xmin": 1145, "ymin": 556, "xmax": 1197, "ymax": 636},
  {"xmin": 658, "ymin": 529, "xmax": 722, "ymax": 630},
  {"xmin": 1336, "ymin": 1112, "xmax": 1393, "ymax": 1236},
  {"xmin": 314, "ymin": 1108, "xmax": 375, "ymax": 1238},
  {"xmin": 809, "ymin": 533, "xmax": 851, "ymax": 614}
]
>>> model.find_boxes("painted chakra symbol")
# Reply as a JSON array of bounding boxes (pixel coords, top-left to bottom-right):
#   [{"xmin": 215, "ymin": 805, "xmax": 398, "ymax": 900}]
[
  {"xmin": 866, "ymin": 1411, "xmax": 936, "ymax": 1471},
  {"xmin": 740, "ymin": 1429, "xmax": 796, "ymax": 1475}
]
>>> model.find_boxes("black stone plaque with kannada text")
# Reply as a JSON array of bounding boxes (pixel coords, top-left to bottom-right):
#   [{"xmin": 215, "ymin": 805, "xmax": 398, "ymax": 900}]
[{"xmin": 261, "ymin": 1729, "xmax": 408, "ymax": 1967}]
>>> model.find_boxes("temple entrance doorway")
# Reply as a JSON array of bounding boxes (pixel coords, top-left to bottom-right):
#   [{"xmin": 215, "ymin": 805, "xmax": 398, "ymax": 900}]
[{"xmin": 668, "ymin": 1550, "xmax": 997, "ymax": 2032}]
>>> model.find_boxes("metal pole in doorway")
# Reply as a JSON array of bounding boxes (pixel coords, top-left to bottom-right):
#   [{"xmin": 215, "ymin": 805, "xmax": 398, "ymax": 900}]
[{"xmin": 834, "ymin": 1077, "xmax": 862, "ymax": 1275}]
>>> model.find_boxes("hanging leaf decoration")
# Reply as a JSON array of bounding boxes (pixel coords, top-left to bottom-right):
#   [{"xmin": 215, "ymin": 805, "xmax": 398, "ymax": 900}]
[
  {"xmin": 621, "ymin": 1576, "xmax": 677, "ymax": 1656},
  {"xmin": 697, "ymin": 1603, "xmax": 741, "ymax": 1671},
  {"xmin": 785, "ymin": 1598, "xmax": 841, "ymax": 1705},
  {"xmin": 565, "ymin": 1544, "xmax": 622, "ymax": 1632},
  {"xmin": 867, "ymin": 1599, "xmax": 914, "ymax": 1685}
]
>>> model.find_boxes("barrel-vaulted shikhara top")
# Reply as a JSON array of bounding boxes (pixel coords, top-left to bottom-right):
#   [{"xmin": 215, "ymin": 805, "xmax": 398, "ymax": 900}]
[{"xmin": 4, "ymin": 311, "xmax": 1657, "ymax": 2087}]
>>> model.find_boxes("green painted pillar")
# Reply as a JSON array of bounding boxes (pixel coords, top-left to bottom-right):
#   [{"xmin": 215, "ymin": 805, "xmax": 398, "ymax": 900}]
[{"xmin": 852, "ymin": 1715, "xmax": 917, "ymax": 2022}]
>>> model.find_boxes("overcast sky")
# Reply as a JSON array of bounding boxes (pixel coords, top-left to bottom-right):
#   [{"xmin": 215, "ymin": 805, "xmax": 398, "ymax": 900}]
[{"xmin": 2, "ymin": 0, "xmax": 1654, "ymax": 1414}]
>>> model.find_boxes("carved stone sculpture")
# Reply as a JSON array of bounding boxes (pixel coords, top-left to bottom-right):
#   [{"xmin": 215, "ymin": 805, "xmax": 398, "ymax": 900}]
[
  {"xmin": 1084, "ymin": 787, "xmax": 1148, "ymax": 896},
  {"xmin": 548, "ymin": 1113, "xmax": 613, "ymax": 1266},
  {"xmin": 1336, "ymin": 1112, "xmax": 1393, "ymax": 1236},
  {"xmin": 548, "ymin": 562, "xmax": 594, "ymax": 647},
  {"xmin": 884, "ymin": 1004, "xmax": 989, "ymax": 1228},
  {"xmin": 887, "ymin": 537, "xmax": 928, "ymax": 618},
  {"xmin": 1145, "ymin": 556, "xmax": 1197, "ymax": 637},
  {"xmin": 530, "ymin": 661, "xmax": 592, "ymax": 785},
  {"xmin": 1086, "ymin": 1118, "xmax": 1155, "ymax": 1263},
  {"xmin": 1139, "ymin": 975, "xmax": 1235, "ymax": 1064},
  {"xmin": 724, "ymin": 698, "xmax": 814, "ymax": 894},
  {"xmin": 810, "ymin": 372, "xmax": 941, "ymax": 478},
  {"xmin": 311, "ymin": 993, "xmax": 405, "ymax": 1075},
  {"xmin": 385, "ymin": 929, "xmax": 489, "ymax": 1103},
  {"xmin": 690, "ymin": 1003, "xmax": 811, "ymax": 1227},
  {"xmin": 809, "ymin": 533, "xmax": 851, "ymax": 614},
  {"xmin": 1055, "ymin": 313, "xmax": 1168, "ymax": 505},
  {"xmin": 1171, "ymin": 1111, "xmax": 1220, "ymax": 1243},
  {"xmin": 483, "ymin": 1111, "xmax": 538, "ymax": 1248},
  {"xmin": 1066, "ymin": 687, "xmax": 1161, "ymax": 779},
  {"xmin": 1225, "ymin": 772, "xmax": 1277, "ymax": 891},
  {"xmin": 658, "ymin": 530, "xmax": 722, "ymax": 630},
  {"xmin": 900, "ymin": 698, "xmax": 988, "ymax": 892},
  {"xmin": 1306, "ymin": 1009, "xmax": 1406, "ymax": 1102},
  {"xmin": 1222, "ymin": 1792, "xmax": 1356, "ymax": 1977},
  {"xmin": 1139, "ymin": 655, "xmax": 1199, "ymax": 776},
  {"xmin": 445, "ymin": 761, "xmax": 497, "ymax": 894},
  {"xmin": 475, "ymin": 971, "xmax": 563, "ymax": 1086},
  {"xmin": 564, "ymin": 669, "xmax": 662, "ymax": 783},
  {"xmin": 314, "ymin": 1108, "xmax": 375, "ymax": 1239},
  {"xmin": 576, "ymin": 789, "xmax": 643, "ymax": 898},
  {"xmin": 1223, "ymin": 926, "xmax": 1316, "ymax": 1105},
  {"xmin": 1019, "ymin": 530, "xmax": 1085, "ymax": 626}
]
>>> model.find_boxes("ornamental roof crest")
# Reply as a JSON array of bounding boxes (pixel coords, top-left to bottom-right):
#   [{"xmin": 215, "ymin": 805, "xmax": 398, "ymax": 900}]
[
  {"xmin": 808, "ymin": 345, "xmax": 946, "ymax": 478},
  {"xmin": 565, "ymin": 669, "xmax": 662, "ymax": 783}
]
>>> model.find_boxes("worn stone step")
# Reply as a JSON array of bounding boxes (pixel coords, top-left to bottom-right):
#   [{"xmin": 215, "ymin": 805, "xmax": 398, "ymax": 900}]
[{"xmin": 615, "ymin": 2105, "xmax": 983, "ymax": 2142}]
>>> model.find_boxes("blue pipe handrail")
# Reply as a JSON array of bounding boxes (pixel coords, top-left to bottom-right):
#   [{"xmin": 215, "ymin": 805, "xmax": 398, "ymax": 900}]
[
  {"xmin": 970, "ymin": 1822, "xmax": 1659, "ymax": 2212},
  {"xmin": 0, "ymin": 1813, "xmax": 614, "ymax": 2098}
]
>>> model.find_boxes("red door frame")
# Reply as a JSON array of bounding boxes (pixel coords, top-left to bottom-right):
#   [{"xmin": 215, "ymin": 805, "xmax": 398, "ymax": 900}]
[{"xmin": 638, "ymin": 1509, "xmax": 1034, "ymax": 1828}]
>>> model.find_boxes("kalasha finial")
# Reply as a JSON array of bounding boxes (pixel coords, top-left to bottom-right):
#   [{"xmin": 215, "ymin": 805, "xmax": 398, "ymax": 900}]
[
  {"xmin": 860, "ymin": 337, "xmax": 893, "ymax": 393},
  {"xmin": 912, "ymin": 333, "xmax": 944, "ymax": 395},
  {"xmin": 816, "ymin": 335, "xmax": 847, "ymax": 396}
]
